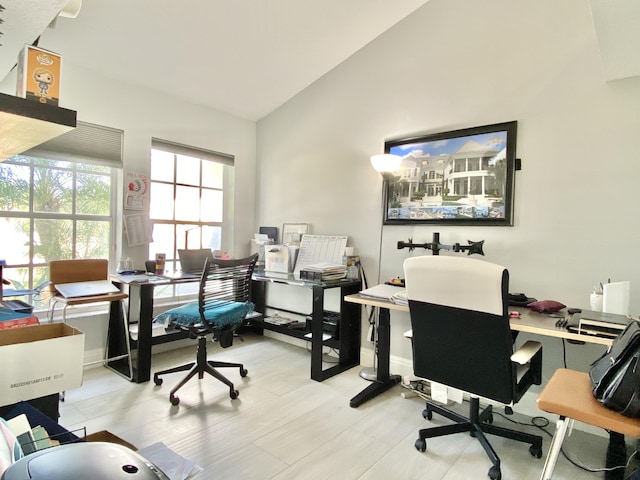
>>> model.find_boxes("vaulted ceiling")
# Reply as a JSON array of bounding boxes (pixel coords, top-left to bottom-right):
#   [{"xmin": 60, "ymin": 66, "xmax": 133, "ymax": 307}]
[{"xmin": 1, "ymin": 0, "xmax": 638, "ymax": 121}]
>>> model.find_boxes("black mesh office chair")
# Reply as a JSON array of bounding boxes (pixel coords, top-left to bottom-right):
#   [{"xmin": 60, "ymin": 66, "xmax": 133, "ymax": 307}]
[
  {"xmin": 403, "ymin": 255, "xmax": 543, "ymax": 480},
  {"xmin": 153, "ymin": 254, "xmax": 258, "ymax": 405}
]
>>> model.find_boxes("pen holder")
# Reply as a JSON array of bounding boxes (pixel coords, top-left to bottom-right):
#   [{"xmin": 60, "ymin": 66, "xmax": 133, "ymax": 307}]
[{"xmin": 590, "ymin": 292, "xmax": 603, "ymax": 312}]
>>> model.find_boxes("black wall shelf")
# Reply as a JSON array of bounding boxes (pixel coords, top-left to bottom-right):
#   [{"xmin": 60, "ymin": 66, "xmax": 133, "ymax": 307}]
[{"xmin": 0, "ymin": 92, "xmax": 77, "ymax": 161}]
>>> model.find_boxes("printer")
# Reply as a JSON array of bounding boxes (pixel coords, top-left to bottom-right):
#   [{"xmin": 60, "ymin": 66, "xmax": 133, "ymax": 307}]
[{"xmin": 2, "ymin": 442, "xmax": 169, "ymax": 480}]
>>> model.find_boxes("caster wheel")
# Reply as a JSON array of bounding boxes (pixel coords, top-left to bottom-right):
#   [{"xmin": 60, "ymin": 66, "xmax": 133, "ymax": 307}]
[
  {"xmin": 240, "ymin": 368, "xmax": 248, "ymax": 377},
  {"xmin": 422, "ymin": 409, "xmax": 433, "ymax": 420},
  {"xmin": 170, "ymin": 395, "xmax": 180, "ymax": 406},
  {"xmin": 529, "ymin": 445, "xmax": 542, "ymax": 458},
  {"xmin": 504, "ymin": 406, "xmax": 513, "ymax": 415},
  {"xmin": 230, "ymin": 389, "xmax": 239, "ymax": 399},
  {"xmin": 153, "ymin": 375, "xmax": 163, "ymax": 386},
  {"xmin": 414, "ymin": 438, "xmax": 426, "ymax": 452},
  {"xmin": 488, "ymin": 465, "xmax": 501, "ymax": 480}
]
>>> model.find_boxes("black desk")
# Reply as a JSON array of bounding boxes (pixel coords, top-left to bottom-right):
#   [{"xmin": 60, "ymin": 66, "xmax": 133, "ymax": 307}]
[
  {"xmin": 109, "ymin": 274, "xmax": 198, "ymax": 383},
  {"xmin": 250, "ymin": 272, "xmax": 362, "ymax": 382}
]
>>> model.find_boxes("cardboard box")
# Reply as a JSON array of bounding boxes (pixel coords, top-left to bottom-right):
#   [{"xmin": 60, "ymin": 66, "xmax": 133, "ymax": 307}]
[
  {"xmin": 17, "ymin": 45, "xmax": 62, "ymax": 106},
  {"xmin": 0, "ymin": 323, "xmax": 84, "ymax": 406},
  {"xmin": 86, "ymin": 430, "xmax": 137, "ymax": 451}
]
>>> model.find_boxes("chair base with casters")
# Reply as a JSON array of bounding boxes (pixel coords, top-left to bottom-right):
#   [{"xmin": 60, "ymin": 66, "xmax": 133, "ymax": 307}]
[
  {"xmin": 416, "ymin": 396, "xmax": 542, "ymax": 480},
  {"xmin": 153, "ymin": 332, "xmax": 247, "ymax": 406}
]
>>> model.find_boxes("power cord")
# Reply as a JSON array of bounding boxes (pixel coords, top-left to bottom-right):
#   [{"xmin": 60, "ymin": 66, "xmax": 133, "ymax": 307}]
[
  {"xmin": 403, "ymin": 386, "xmax": 634, "ymax": 476},
  {"xmin": 494, "ymin": 409, "xmax": 633, "ymax": 475}
]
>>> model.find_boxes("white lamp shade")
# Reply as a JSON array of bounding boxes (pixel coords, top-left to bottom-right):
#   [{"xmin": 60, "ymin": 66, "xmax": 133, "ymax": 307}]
[{"xmin": 370, "ymin": 154, "xmax": 403, "ymax": 173}]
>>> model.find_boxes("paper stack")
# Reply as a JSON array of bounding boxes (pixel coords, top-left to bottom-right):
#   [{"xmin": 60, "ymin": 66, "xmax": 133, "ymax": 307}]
[
  {"xmin": 299, "ymin": 263, "xmax": 347, "ymax": 282},
  {"xmin": 137, "ymin": 442, "xmax": 202, "ymax": 480},
  {"xmin": 359, "ymin": 284, "xmax": 407, "ymax": 306}
]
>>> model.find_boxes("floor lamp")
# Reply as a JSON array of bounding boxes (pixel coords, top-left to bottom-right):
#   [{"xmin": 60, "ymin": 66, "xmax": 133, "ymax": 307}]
[{"xmin": 359, "ymin": 154, "xmax": 404, "ymax": 381}]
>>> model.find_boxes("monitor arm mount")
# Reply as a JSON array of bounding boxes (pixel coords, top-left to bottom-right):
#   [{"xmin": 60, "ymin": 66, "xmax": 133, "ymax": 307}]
[{"xmin": 397, "ymin": 232, "xmax": 485, "ymax": 256}]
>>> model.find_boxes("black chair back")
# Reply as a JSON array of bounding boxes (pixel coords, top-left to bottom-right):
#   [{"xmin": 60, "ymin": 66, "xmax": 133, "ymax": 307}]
[{"xmin": 404, "ymin": 255, "xmax": 516, "ymax": 405}]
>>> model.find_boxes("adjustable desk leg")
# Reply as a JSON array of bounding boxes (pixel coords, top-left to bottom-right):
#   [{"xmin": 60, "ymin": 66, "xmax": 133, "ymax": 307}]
[{"xmin": 350, "ymin": 306, "xmax": 401, "ymax": 408}]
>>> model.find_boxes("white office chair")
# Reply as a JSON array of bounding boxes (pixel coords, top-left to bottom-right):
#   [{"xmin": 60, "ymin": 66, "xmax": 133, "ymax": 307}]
[{"xmin": 403, "ymin": 255, "xmax": 543, "ymax": 480}]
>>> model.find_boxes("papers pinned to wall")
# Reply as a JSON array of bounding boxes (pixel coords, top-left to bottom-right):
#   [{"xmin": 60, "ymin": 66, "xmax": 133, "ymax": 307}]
[
  {"xmin": 124, "ymin": 172, "xmax": 150, "ymax": 210},
  {"xmin": 124, "ymin": 213, "xmax": 153, "ymax": 247}
]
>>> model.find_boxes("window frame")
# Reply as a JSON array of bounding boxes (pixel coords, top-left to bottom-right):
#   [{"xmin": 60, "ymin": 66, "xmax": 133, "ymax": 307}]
[
  {"xmin": 149, "ymin": 139, "xmax": 234, "ymax": 299},
  {"xmin": 0, "ymin": 155, "xmax": 119, "ymax": 312}
]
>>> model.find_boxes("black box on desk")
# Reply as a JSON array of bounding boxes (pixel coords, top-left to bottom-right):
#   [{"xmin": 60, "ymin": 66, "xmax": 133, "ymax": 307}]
[
  {"xmin": 305, "ymin": 311, "xmax": 340, "ymax": 339},
  {"xmin": 299, "ymin": 270, "xmax": 323, "ymax": 282}
]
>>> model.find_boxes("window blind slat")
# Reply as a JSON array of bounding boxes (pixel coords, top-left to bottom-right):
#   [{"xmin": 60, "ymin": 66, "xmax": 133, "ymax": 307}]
[
  {"xmin": 23, "ymin": 121, "xmax": 123, "ymax": 168},
  {"xmin": 152, "ymin": 138, "xmax": 234, "ymax": 166}
]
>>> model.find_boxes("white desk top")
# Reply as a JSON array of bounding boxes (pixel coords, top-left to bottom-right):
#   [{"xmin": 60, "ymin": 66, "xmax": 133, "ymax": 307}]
[{"xmin": 344, "ymin": 293, "xmax": 612, "ymax": 347}]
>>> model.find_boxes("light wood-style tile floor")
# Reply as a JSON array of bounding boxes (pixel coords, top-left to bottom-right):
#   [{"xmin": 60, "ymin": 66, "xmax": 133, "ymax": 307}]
[{"xmin": 59, "ymin": 335, "xmax": 633, "ymax": 479}]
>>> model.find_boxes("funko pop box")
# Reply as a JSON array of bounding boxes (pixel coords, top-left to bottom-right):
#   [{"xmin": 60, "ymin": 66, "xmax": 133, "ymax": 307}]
[{"xmin": 17, "ymin": 45, "xmax": 62, "ymax": 106}]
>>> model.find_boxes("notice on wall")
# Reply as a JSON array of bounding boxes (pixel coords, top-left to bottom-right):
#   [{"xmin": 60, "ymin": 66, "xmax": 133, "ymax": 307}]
[
  {"xmin": 124, "ymin": 213, "xmax": 153, "ymax": 247},
  {"xmin": 125, "ymin": 171, "xmax": 150, "ymax": 210}
]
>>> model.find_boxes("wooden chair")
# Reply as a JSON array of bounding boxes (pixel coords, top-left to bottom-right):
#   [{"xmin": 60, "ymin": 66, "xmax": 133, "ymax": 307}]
[
  {"xmin": 48, "ymin": 259, "xmax": 132, "ymax": 379},
  {"xmin": 537, "ymin": 368, "xmax": 640, "ymax": 480}
]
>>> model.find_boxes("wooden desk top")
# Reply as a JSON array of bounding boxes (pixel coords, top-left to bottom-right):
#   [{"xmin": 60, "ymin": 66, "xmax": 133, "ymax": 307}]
[{"xmin": 344, "ymin": 293, "xmax": 612, "ymax": 347}]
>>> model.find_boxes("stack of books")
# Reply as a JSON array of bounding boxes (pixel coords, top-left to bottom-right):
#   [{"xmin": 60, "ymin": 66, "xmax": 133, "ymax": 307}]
[
  {"xmin": 299, "ymin": 263, "xmax": 347, "ymax": 282},
  {"xmin": 5, "ymin": 413, "xmax": 61, "ymax": 454},
  {"xmin": 0, "ymin": 307, "xmax": 39, "ymax": 329}
]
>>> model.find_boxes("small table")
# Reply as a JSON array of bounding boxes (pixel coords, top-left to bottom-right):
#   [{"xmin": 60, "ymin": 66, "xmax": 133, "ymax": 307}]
[
  {"xmin": 537, "ymin": 369, "xmax": 640, "ymax": 480},
  {"xmin": 251, "ymin": 271, "xmax": 362, "ymax": 382}
]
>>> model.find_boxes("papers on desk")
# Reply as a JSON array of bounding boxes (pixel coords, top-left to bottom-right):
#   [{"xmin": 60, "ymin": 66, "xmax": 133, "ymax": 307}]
[
  {"xmin": 359, "ymin": 284, "xmax": 408, "ymax": 306},
  {"xmin": 129, "ymin": 322, "xmax": 168, "ymax": 341},
  {"xmin": 137, "ymin": 442, "xmax": 202, "ymax": 480}
]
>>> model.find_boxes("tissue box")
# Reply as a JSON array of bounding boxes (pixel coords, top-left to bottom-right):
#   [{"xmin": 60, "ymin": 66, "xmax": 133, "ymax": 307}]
[
  {"xmin": 0, "ymin": 323, "xmax": 84, "ymax": 406},
  {"xmin": 17, "ymin": 45, "xmax": 62, "ymax": 106}
]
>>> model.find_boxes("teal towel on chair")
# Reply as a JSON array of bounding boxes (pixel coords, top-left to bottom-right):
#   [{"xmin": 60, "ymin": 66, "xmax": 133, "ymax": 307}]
[{"xmin": 155, "ymin": 301, "xmax": 254, "ymax": 329}]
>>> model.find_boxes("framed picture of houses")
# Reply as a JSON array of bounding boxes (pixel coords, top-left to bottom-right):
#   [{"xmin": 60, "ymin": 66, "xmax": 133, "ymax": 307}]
[{"xmin": 382, "ymin": 121, "xmax": 517, "ymax": 226}]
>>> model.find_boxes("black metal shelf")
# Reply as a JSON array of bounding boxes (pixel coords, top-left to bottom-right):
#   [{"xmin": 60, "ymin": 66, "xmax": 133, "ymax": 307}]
[{"xmin": 0, "ymin": 92, "xmax": 76, "ymax": 161}]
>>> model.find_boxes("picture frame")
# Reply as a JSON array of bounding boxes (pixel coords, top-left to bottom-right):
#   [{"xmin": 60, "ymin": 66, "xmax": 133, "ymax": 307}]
[
  {"xmin": 282, "ymin": 223, "xmax": 309, "ymax": 245},
  {"xmin": 382, "ymin": 121, "xmax": 517, "ymax": 226}
]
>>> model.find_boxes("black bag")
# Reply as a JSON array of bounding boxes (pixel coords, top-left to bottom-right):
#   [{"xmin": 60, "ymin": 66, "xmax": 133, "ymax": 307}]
[{"xmin": 589, "ymin": 320, "xmax": 640, "ymax": 417}]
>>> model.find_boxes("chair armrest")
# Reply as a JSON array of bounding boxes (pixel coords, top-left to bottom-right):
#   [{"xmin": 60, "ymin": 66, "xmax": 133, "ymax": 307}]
[{"xmin": 510, "ymin": 340, "xmax": 542, "ymax": 365}]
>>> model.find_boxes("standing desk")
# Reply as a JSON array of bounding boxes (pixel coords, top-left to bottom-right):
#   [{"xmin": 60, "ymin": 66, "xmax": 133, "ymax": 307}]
[{"xmin": 344, "ymin": 293, "xmax": 613, "ymax": 408}]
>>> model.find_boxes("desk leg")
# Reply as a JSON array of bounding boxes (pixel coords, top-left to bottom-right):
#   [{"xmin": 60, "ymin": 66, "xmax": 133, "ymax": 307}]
[
  {"xmin": 350, "ymin": 306, "xmax": 401, "ymax": 408},
  {"xmin": 310, "ymin": 285, "xmax": 325, "ymax": 381},
  {"xmin": 133, "ymin": 283, "xmax": 154, "ymax": 383},
  {"xmin": 605, "ymin": 431, "xmax": 626, "ymax": 480}
]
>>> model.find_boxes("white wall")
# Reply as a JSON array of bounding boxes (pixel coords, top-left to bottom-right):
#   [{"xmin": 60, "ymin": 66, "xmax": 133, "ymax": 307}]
[
  {"xmin": 256, "ymin": 0, "xmax": 640, "ymax": 379},
  {"xmin": 1, "ymin": 64, "xmax": 257, "ymax": 355}
]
